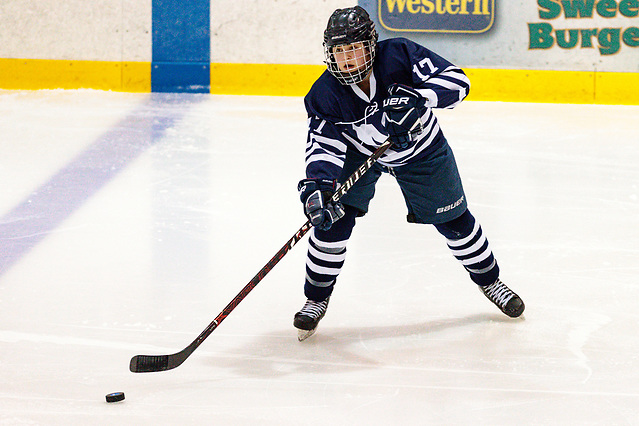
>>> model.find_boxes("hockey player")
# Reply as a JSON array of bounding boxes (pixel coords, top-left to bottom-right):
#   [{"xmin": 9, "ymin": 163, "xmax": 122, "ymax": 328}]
[{"xmin": 294, "ymin": 6, "xmax": 524, "ymax": 341}]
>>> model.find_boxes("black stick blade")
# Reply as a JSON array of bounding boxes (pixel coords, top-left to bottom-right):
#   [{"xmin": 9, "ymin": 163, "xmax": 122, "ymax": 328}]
[{"xmin": 130, "ymin": 355, "xmax": 169, "ymax": 373}]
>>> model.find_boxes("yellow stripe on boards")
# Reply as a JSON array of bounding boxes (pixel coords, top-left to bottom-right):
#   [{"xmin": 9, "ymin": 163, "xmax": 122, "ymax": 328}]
[
  {"xmin": 595, "ymin": 71, "xmax": 639, "ymax": 105},
  {"xmin": 1, "ymin": 58, "xmax": 638, "ymax": 105},
  {"xmin": 210, "ymin": 63, "xmax": 325, "ymax": 97},
  {"xmin": 465, "ymin": 69, "xmax": 639, "ymax": 105},
  {"xmin": 464, "ymin": 68, "xmax": 595, "ymax": 103},
  {"xmin": 122, "ymin": 62, "xmax": 152, "ymax": 92},
  {"xmin": 209, "ymin": 63, "xmax": 639, "ymax": 105},
  {"xmin": 0, "ymin": 58, "xmax": 150, "ymax": 92}
]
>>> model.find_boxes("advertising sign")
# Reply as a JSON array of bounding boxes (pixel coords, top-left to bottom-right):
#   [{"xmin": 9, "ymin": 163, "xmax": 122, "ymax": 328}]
[
  {"xmin": 529, "ymin": 0, "xmax": 639, "ymax": 56},
  {"xmin": 363, "ymin": 0, "xmax": 639, "ymax": 72},
  {"xmin": 378, "ymin": 0, "xmax": 495, "ymax": 33}
]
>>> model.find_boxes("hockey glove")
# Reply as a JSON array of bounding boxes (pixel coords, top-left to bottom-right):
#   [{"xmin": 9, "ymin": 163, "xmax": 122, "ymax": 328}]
[
  {"xmin": 298, "ymin": 178, "xmax": 345, "ymax": 231},
  {"xmin": 382, "ymin": 83, "xmax": 427, "ymax": 149}
]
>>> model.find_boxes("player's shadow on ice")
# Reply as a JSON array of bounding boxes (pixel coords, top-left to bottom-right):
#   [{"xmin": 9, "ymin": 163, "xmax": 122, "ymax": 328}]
[{"xmin": 207, "ymin": 312, "xmax": 519, "ymax": 378}]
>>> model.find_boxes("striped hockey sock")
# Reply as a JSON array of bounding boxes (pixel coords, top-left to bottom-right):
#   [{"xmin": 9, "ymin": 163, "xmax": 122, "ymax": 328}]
[
  {"xmin": 435, "ymin": 210, "xmax": 499, "ymax": 286},
  {"xmin": 304, "ymin": 230, "xmax": 348, "ymax": 301},
  {"xmin": 446, "ymin": 219, "xmax": 499, "ymax": 286}
]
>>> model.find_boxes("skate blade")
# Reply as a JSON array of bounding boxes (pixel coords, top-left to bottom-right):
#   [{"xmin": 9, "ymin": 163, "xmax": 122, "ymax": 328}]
[{"xmin": 297, "ymin": 327, "xmax": 318, "ymax": 341}]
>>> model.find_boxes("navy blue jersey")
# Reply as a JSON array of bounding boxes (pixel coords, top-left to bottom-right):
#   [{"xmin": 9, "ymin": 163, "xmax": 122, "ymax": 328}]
[{"xmin": 304, "ymin": 37, "xmax": 470, "ymax": 181}]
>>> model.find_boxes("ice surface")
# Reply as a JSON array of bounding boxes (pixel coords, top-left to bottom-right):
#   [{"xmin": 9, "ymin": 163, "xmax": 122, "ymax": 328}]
[{"xmin": 0, "ymin": 89, "xmax": 638, "ymax": 425}]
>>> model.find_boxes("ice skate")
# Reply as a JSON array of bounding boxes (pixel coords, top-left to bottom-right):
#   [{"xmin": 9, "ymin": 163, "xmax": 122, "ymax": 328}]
[
  {"xmin": 479, "ymin": 279, "xmax": 525, "ymax": 318},
  {"xmin": 294, "ymin": 297, "xmax": 330, "ymax": 341}
]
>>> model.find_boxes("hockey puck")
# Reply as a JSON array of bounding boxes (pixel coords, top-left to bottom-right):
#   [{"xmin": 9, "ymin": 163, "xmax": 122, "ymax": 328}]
[{"xmin": 105, "ymin": 392, "xmax": 125, "ymax": 403}]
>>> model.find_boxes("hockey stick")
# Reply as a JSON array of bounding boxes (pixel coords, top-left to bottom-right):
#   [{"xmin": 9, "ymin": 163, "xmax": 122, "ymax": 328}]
[{"xmin": 130, "ymin": 139, "xmax": 392, "ymax": 373}]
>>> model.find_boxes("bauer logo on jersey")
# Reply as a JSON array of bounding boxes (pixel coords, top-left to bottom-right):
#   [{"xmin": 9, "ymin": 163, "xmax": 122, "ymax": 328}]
[{"xmin": 378, "ymin": 0, "xmax": 495, "ymax": 33}]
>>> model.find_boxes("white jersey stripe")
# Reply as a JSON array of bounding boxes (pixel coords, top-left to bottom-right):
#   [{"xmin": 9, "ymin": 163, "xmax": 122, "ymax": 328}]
[{"xmin": 306, "ymin": 153, "xmax": 344, "ymax": 169}]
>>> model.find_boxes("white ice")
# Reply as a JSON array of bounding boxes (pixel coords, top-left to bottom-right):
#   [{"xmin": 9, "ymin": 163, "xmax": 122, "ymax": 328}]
[{"xmin": 0, "ymin": 90, "xmax": 638, "ymax": 425}]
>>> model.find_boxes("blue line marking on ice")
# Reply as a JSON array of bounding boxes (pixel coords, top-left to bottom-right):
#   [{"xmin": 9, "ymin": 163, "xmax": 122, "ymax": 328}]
[{"xmin": 0, "ymin": 95, "xmax": 201, "ymax": 276}]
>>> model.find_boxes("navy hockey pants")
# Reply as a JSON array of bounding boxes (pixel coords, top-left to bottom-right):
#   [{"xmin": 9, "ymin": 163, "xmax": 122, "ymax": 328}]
[{"xmin": 303, "ymin": 142, "xmax": 500, "ymax": 301}]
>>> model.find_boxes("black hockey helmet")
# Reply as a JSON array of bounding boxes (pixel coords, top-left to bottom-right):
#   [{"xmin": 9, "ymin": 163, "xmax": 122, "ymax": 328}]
[
  {"xmin": 323, "ymin": 6, "xmax": 378, "ymax": 85},
  {"xmin": 324, "ymin": 6, "xmax": 378, "ymax": 48}
]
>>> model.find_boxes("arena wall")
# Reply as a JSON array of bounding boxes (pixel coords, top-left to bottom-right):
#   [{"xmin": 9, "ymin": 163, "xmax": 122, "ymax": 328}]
[{"xmin": 0, "ymin": 0, "xmax": 637, "ymax": 104}]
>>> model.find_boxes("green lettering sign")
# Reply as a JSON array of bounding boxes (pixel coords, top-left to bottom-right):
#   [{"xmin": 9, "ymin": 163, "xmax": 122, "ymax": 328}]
[
  {"xmin": 581, "ymin": 28, "xmax": 598, "ymax": 47},
  {"xmin": 623, "ymin": 26, "xmax": 639, "ymax": 45},
  {"xmin": 538, "ymin": 0, "xmax": 562, "ymax": 18},
  {"xmin": 619, "ymin": 0, "xmax": 639, "ymax": 16},
  {"xmin": 596, "ymin": 0, "xmax": 618, "ymax": 17},
  {"xmin": 598, "ymin": 28, "xmax": 621, "ymax": 53},
  {"xmin": 529, "ymin": 22, "xmax": 555, "ymax": 48},
  {"xmin": 556, "ymin": 29, "xmax": 581, "ymax": 47},
  {"xmin": 561, "ymin": 0, "xmax": 596, "ymax": 18}
]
